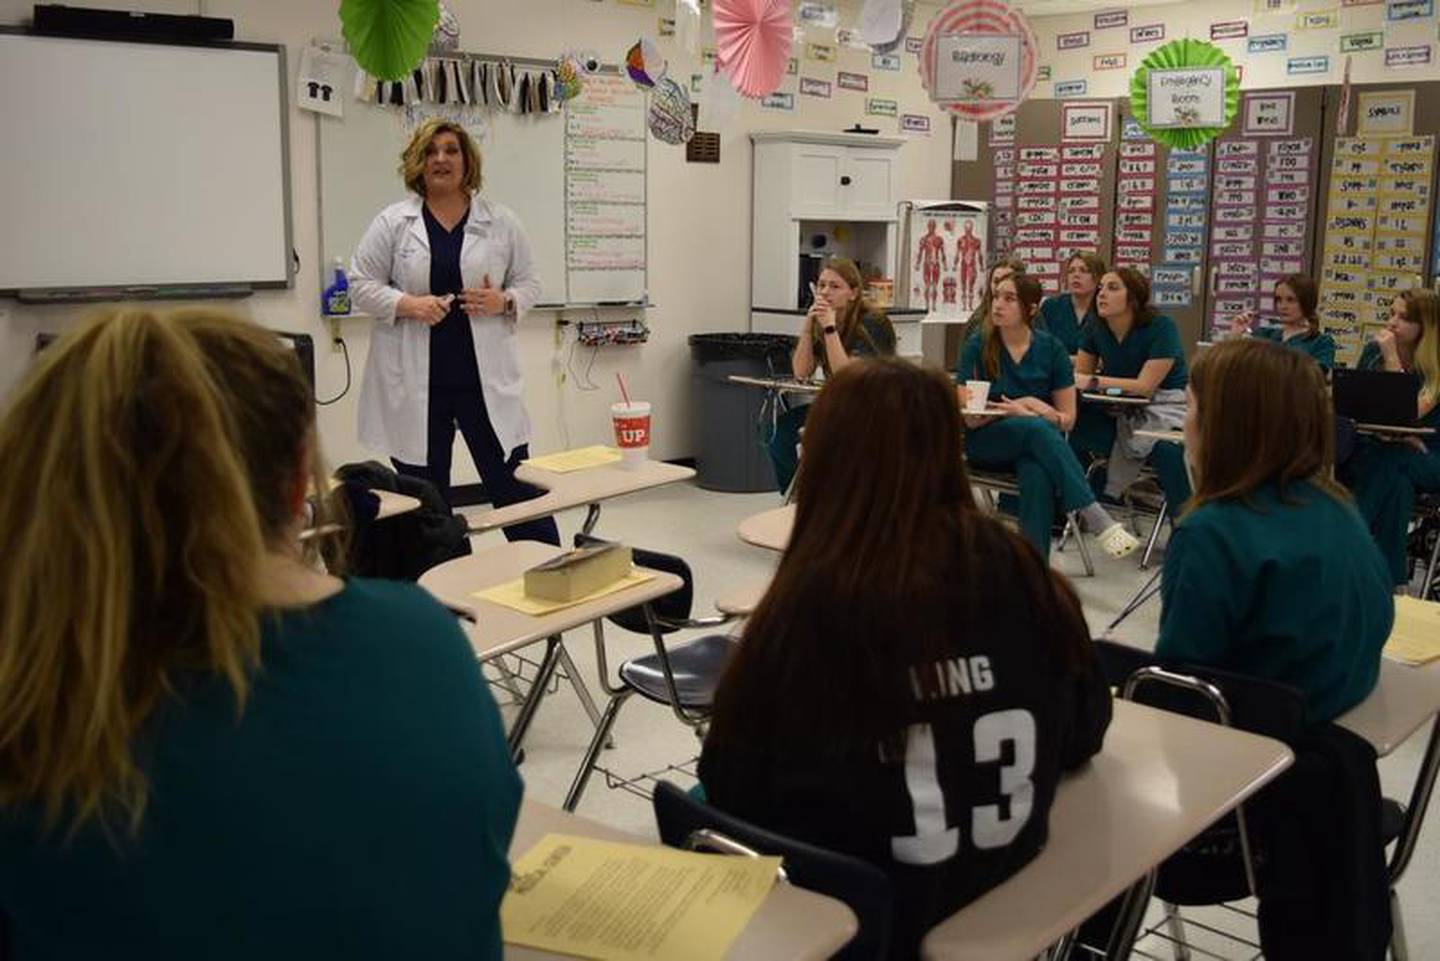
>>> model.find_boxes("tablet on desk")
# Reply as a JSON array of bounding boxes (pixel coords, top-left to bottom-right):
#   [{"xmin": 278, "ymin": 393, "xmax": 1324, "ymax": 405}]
[{"xmin": 1333, "ymin": 368, "xmax": 1421, "ymax": 428}]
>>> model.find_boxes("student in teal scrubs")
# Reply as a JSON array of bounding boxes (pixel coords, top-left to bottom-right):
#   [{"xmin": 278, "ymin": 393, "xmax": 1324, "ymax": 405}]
[
  {"xmin": 0, "ymin": 308, "xmax": 521, "ymax": 959},
  {"xmin": 769, "ymin": 257, "xmax": 896, "ymax": 493},
  {"xmin": 1037, "ymin": 251, "xmax": 1104, "ymax": 354},
  {"xmin": 1071, "ymin": 267, "xmax": 1192, "ymax": 509},
  {"xmin": 957, "ymin": 273, "xmax": 1139, "ymax": 558},
  {"xmin": 1158, "ymin": 338, "xmax": 1393, "ymax": 722},
  {"xmin": 1229, "ymin": 273, "xmax": 1337, "ymax": 372},
  {"xmin": 1342, "ymin": 288, "xmax": 1440, "ymax": 586}
]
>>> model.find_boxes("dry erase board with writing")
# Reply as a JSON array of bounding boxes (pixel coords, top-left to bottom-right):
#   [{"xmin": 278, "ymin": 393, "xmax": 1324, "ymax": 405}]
[
  {"xmin": 0, "ymin": 32, "xmax": 290, "ymax": 292},
  {"xmin": 318, "ymin": 61, "xmax": 648, "ymax": 308}
]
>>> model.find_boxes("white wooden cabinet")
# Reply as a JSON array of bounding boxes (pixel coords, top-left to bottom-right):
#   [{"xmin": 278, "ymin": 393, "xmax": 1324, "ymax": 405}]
[{"xmin": 750, "ymin": 132, "xmax": 907, "ymax": 345}]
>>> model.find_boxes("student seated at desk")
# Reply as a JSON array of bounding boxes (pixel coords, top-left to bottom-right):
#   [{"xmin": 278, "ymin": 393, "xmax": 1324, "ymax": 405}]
[
  {"xmin": 962, "ymin": 256, "xmax": 1027, "ymax": 334},
  {"xmin": 1342, "ymin": 288, "xmax": 1440, "ymax": 586},
  {"xmin": 1158, "ymin": 339, "xmax": 1393, "ymax": 722},
  {"xmin": 768, "ymin": 257, "xmax": 896, "ymax": 493},
  {"xmin": 1228, "ymin": 273, "xmax": 1336, "ymax": 372},
  {"xmin": 0, "ymin": 308, "xmax": 521, "ymax": 959},
  {"xmin": 957, "ymin": 272, "xmax": 1138, "ymax": 558},
  {"xmin": 702, "ymin": 358, "xmax": 1112, "ymax": 960},
  {"xmin": 1036, "ymin": 251, "xmax": 1104, "ymax": 354},
  {"xmin": 1071, "ymin": 267, "xmax": 1192, "ymax": 510}
]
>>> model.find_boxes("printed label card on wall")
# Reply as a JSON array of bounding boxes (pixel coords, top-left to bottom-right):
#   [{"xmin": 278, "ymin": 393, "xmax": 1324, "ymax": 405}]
[
  {"xmin": 1114, "ymin": 137, "xmax": 1158, "ymax": 267},
  {"xmin": 1242, "ymin": 91, "xmax": 1294, "ymax": 135},
  {"xmin": 1148, "ymin": 68, "xmax": 1227, "ymax": 128},
  {"xmin": 990, "ymin": 145, "xmax": 1016, "ymax": 259},
  {"xmin": 1062, "ymin": 101, "xmax": 1111, "ymax": 141},
  {"xmin": 1358, "ymin": 90, "xmax": 1416, "ymax": 134},
  {"xmin": 1153, "ymin": 149, "xmax": 1212, "ymax": 307}
]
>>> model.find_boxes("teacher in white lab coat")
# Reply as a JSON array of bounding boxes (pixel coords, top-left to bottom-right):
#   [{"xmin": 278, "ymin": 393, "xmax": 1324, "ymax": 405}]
[{"xmin": 351, "ymin": 117, "xmax": 559, "ymax": 544}]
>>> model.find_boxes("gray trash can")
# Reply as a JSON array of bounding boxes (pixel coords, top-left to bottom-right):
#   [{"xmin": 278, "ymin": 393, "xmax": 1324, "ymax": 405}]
[{"xmin": 688, "ymin": 333, "xmax": 797, "ymax": 492}]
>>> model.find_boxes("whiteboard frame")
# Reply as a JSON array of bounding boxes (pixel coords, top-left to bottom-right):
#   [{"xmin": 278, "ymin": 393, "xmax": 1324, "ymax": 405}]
[{"xmin": 0, "ymin": 28, "xmax": 294, "ymax": 299}]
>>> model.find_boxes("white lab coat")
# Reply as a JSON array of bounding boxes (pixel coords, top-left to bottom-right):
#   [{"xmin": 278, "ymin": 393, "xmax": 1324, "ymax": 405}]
[{"xmin": 350, "ymin": 194, "xmax": 542, "ymax": 466}]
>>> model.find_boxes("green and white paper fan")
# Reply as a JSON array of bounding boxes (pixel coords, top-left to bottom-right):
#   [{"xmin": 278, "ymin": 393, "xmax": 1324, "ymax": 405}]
[
  {"xmin": 340, "ymin": 0, "xmax": 440, "ymax": 82},
  {"xmin": 1129, "ymin": 38, "xmax": 1240, "ymax": 150}
]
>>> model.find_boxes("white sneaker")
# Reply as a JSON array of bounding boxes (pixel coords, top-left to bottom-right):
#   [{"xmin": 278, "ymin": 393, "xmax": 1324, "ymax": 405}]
[{"xmin": 1097, "ymin": 522, "xmax": 1140, "ymax": 559}]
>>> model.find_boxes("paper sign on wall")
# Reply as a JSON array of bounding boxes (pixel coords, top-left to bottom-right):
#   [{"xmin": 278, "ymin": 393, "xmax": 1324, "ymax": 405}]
[
  {"xmin": 1243, "ymin": 91, "xmax": 1295, "ymax": 135},
  {"xmin": 1131, "ymin": 24, "xmax": 1165, "ymax": 43},
  {"xmin": 933, "ymin": 34, "xmax": 1023, "ymax": 102},
  {"xmin": 1147, "ymin": 68, "xmax": 1226, "ymax": 128},
  {"xmin": 1358, "ymin": 90, "xmax": 1416, "ymax": 134},
  {"xmin": 1063, "ymin": 102, "xmax": 1112, "ymax": 141}
]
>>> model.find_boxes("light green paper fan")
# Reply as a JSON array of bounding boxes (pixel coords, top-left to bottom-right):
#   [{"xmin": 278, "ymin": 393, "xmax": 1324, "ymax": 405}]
[
  {"xmin": 1129, "ymin": 38, "xmax": 1240, "ymax": 150},
  {"xmin": 340, "ymin": 0, "xmax": 440, "ymax": 82}
]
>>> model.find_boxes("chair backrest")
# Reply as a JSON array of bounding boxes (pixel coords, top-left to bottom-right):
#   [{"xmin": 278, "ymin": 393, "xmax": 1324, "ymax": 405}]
[
  {"xmin": 574, "ymin": 534, "xmax": 694, "ymax": 633},
  {"xmin": 1093, "ymin": 640, "xmax": 1306, "ymax": 742},
  {"xmin": 652, "ymin": 781, "xmax": 893, "ymax": 961}
]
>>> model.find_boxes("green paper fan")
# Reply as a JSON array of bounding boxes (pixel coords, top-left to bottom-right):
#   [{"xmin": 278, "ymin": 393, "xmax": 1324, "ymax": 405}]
[
  {"xmin": 340, "ymin": 0, "xmax": 440, "ymax": 82},
  {"xmin": 1129, "ymin": 38, "xmax": 1240, "ymax": 150}
]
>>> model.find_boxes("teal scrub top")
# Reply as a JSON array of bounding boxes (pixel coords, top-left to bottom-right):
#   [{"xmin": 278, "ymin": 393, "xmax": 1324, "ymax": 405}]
[
  {"xmin": 1254, "ymin": 326, "xmax": 1337, "ymax": 371},
  {"xmin": 0, "ymin": 579, "xmax": 522, "ymax": 960},
  {"xmin": 1157, "ymin": 481, "xmax": 1394, "ymax": 723},
  {"xmin": 1078, "ymin": 314, "xmax": 1188, "ymax": 391},
  {"xmin": 1037, "ymin": 295, "xmax": 1096, "ymax": 355},
  {"xmin": 1356, "ymin": 342, "xmax": 1440, "ymax": 448},
  {"xmin": 956, "ymin": 328, "xmax": 1074, "ymax": 402}
]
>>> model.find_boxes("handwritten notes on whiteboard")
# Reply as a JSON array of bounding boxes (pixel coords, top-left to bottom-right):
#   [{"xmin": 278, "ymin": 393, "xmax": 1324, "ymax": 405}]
[{"xmin": 565, "ymin": 73, "xmax": 647, "ymax": 303}]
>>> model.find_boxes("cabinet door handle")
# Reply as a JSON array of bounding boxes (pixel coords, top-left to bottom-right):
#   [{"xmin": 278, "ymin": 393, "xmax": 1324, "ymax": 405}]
[{"xmin": 840, "ymin": 175, "xmax": 853, "ymax": 186}]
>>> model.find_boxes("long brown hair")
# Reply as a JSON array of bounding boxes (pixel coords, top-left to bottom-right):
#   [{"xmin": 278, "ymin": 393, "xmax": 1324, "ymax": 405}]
[
  {"xmin": 1398, "ymin": 287, "xmax": 1440, "ymax": 405},
  {"xmin": 1276, "ymin": 273, "xmax": 1319, "ymax": 334},
  {"xmin": 1100, "ymin": 266, "xmax": 1156, "ymax": 330},
  {"xmin": 707, "ymin": 358, "xmax": 1092, "ymax": 752},
  {"xmin": 1188, "ymin": 338, "xmax": 1346, "ymax": 512},
  {"xmin": 970, "ymin": 256, "xmax": 1027, "ymax": 328},
  {"xmin": 1065, "ymin": 251, "xmax": 1107, "ymax": 294},
  {"xmin": 981, "ymin": 272, "xmax": 1044, "ymax": 380},
  {"xmin": 0, "ymin": 307, "xmax": 339, "ymax": 835},
  {"xmin": 812, "ymin": 258, "xmax": 891, "ymax": 361}
]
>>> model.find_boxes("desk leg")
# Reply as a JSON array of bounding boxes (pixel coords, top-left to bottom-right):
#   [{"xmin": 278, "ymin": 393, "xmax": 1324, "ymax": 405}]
[
  {"xmin": 581, "ymin": 502, "xmax": 602, "ymax": 536},
  {"xmin": 1104, "ymin": 869, "xmax": 1156, "ymax": 959},
  {"xmin": 507, "ymin": 635, "xmax": 563, "ymax": 761},
  {"xmin": 557, "ymin": 643, "xmax": 612, "ymax": 745},
  {"xmin": 1389, "ymin": 714, "xmax": 1440, "ymax": 884}
]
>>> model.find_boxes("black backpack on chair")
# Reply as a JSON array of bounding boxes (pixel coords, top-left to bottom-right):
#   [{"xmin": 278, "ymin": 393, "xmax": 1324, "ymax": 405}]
[{"xmin": 333, "ymin": 461, "xmax": 471, "ymax": 581}]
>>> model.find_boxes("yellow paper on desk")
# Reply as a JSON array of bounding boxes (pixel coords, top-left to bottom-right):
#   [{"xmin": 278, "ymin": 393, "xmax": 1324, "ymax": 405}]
[
  {"xmin": 1384, "ymin": 596, "xmax": 1440, "ymax": 666},
  {"xmin": 475, "ymin": 569, "xmax": 656, "ymax": 615},
  {"xmin": 502, "ymin": 833, "xmax": 780, "ymax": 961},
  {"xmin": 523, "ymin": 445, "xmax": 622, "ymax": 472}
]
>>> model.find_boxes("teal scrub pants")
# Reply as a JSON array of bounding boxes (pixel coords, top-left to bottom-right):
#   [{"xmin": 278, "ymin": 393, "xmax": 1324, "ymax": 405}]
[
  {"xmin": 1069, "ymin": 407, "xmax": 1192, "ymax": 510},
  {"xmin": 1346, "ymin": 440, "xmax": 1440, "ymax": 584},
  {"xmin": 967, "ymin": 417, "xmax": 1097, "ymax": 555},
  {"xmin": 768, "ymin": 404, "xmax": 808, "ymax": 494}
]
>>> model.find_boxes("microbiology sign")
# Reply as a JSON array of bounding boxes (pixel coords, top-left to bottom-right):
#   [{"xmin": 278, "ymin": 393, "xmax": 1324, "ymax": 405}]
[
  {"xmin": 1147, "ymin": 67, "xmax": 1225, "ymax": 128},
  {"xmin": 934, "ymin": 33, "xmax": 1023, "ymax": 102}
]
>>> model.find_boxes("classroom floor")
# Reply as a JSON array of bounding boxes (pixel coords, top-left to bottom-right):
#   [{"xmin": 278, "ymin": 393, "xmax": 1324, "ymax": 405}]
[{"xmin": 462, "ymin": 481, "xmax": 1440, "ymax": 960}]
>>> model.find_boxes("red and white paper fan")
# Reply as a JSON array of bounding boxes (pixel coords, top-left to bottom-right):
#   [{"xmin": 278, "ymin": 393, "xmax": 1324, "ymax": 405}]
[
  {"xmin": 713, "ymin": 0, "xmax": 793, "ymax": 99},
  {"xmin": 920, "ymin": 0, "xmax": 1037, "ymax": 121}
]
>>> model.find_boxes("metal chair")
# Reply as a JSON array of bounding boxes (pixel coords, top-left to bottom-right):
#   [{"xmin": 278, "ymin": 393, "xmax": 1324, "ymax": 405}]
[
  {"xmin": 562, "ymin": 538, "xmax": 741, "ymax": 813},
  {"xmin": 965, "ymin": 466, "xmax": 1096, "ymax": 576},
  {"xmin": 1407, "ymin": 492, "xmax": 1440, "ymax": 600},
  {"xmin": 1081, "ymin": 456, "xmax": 1172, "ymax": 571},
  {"xmin": 652, "ymin": 781, "xmax": 893, "ymax": 961}
]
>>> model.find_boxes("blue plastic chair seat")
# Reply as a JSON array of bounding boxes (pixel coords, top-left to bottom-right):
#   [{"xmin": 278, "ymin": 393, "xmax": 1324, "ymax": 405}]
[{"xmin": 619, "ymin": 634, "xmax": 738, "ymax": 709}]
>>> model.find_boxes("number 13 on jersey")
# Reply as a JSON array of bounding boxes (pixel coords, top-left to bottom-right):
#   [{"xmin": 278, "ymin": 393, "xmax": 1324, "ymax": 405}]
[{"xmin": 891, "ymin": 710, "xmax": 1037, "ymax": 865}]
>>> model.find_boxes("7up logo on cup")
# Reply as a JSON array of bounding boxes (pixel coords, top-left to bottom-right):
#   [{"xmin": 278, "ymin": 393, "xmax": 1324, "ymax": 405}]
[{"xmin": 611, "ymin": 402, "xmax": 652, "ymax": 464}]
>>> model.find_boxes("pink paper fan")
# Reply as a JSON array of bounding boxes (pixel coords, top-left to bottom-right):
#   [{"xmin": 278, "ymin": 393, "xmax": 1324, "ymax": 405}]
[{"xmin": 713, "ymin": 0, "xmax": 793, "ymax": 99}]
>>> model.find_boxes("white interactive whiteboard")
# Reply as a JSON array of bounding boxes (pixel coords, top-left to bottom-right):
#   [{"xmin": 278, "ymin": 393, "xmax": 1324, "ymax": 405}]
[
  {"xmin": 0, "ymin": 32, "xmax": 290, "ymax": 292},
  {"xmin": 318, "ymin": 57, "xmax": 647, "ymax": 308}
]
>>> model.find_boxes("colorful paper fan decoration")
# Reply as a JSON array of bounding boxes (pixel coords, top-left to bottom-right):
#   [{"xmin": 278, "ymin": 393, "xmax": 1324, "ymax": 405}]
[
  {"xmin": 919, "ymin": 0, "xmax": 1037, "ymax": 122},
  {"xmin": 648, "ymin": 77, "xmax": 696, "ymax": 145},
  {"xmin": 339, "ymin": 0, "xmax": 439, "ymax": 82},
  {"xmin": 431, "ymin": 0, "xmax": 460, "ymax": 52},
  {"xmin": 713, "ymin": 0, "xmax": 794, "ymax": 99},
  {"xmin": 626, "ymin": 38, "xmax": 665, "ymax": 89},
  {"xmin": 555, "ymin": 50, "xmax": 601, "ymax": 104},
  {"xmin": 1130, "ymin": 39, "xmax": 1240, "ymax": 150}
]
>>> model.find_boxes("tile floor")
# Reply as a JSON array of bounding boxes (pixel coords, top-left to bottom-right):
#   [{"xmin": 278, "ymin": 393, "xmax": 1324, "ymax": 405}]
[{"xmin": 462, "ymin": 480, "xmax": 1439, "ymax": 960}]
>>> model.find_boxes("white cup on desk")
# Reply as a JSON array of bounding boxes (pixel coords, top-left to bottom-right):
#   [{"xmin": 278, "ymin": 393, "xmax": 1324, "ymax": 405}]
[
  {"xmin": 964, "ymin": 381, "xmax": 991, "ymax": 413},
  {"xmin": 611, "ymin": 401, "xmax": 651, "ymax": 466}
]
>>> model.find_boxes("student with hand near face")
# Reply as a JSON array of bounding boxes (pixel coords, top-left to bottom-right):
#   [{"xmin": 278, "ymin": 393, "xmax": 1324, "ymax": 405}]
[
  {"xmin": 1230, "ymin": 274, "xmax": 1336, "ymax": 372},
  {"xmin": 767, "ymin": 257, "xmax": 896, "ymax": 493},
  {"xmin": 1342, "ymin": 288, "xmax": 1440, "ymax": 585}
]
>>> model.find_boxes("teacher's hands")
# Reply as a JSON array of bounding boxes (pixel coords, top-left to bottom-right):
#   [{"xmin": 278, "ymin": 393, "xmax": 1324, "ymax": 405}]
[
  {"xmin": 398, "ymin": 293, "xmax": 453, "ymax": 325},
  {"xmin": 461, "ymin": 274, "xmax": 509, "ymax": 316}
]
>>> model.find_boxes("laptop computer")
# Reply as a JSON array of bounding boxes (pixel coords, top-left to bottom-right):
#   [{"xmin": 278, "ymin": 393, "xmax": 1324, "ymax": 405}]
[{"xmin": 1332, "ymin": 368, "xmax": 1420, "ymax": 427}]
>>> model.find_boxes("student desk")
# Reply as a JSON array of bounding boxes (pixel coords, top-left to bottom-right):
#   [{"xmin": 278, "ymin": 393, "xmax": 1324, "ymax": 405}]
[
  {"xmin": 738, "ymin": 504, "xmax": 794, "ymax": 552},
  {"xmin": 727, "ymin": 374, "xmax": 824, "ymax": 394},
  {"xmin": 1081, "ymin": 391, "xmax": 1152, "ymax": 407},
  {"xmin": 468, "ymin": 459, "xmax": 695, "ymax": 537},
  {"xmin": 508, "ymin": 800, "xmax": 858, "ymax": 961},
  {"xmin": 1135, "ymin": 428, "xmax": 1185, "ymax": 444},
  {"xmin": 921, "ymin": 700, "xmax": 1293, "ymax": 961},
  {"xmin": 420, "ymin": 541, "xmax": 685, "ymax": 760},
  {"xmin": 1353, "ymin": 423, "xmax": 1437, "ymax": 440},
  {"xmin": 374, "ymin": 489, "xmax": 422, "ymax": 519}
]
